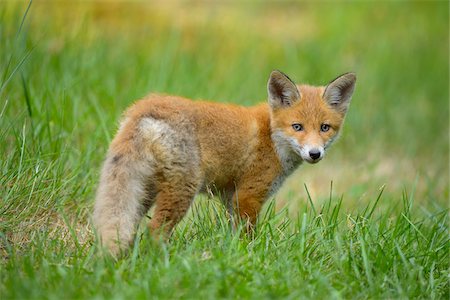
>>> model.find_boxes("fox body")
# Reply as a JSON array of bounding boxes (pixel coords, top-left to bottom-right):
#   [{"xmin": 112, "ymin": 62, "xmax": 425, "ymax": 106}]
[{"xmin": 93, "ymin": 70, "xmax": 356, "ymax": 255}]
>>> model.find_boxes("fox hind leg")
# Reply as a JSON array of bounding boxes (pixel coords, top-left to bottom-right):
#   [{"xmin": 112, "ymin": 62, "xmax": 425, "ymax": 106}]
[{"xmin": 148, "ymin": 168, "xmax": 201, "ymax": 239}]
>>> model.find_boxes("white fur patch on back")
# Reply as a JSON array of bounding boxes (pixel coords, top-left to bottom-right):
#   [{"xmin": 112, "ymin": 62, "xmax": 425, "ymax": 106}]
[
  {"xmin": 137, "ymin": 117, "xmax": 184, "ymax": 154},
  {"xmin": 139, "ymin": 117, "xmax": 174, "ymax": 142}
]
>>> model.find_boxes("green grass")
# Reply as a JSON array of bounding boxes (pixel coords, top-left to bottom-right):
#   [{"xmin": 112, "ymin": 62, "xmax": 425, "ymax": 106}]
[
  {"xmin": 2, "ymin": 195, "xmax": 449, "ymax": 299},
  {"xmin": 1, "ymin": 1, "xmax": 449, "ymax": 299}
]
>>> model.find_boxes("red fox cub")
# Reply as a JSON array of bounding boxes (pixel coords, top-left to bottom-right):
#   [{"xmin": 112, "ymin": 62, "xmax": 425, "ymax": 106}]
[{"xmin": 93, "ymin": 70, "xmax": 356, "ymax": 255}]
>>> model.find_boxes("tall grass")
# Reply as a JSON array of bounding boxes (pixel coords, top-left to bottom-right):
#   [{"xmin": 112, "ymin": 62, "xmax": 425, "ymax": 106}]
[
  {"xmin": 2, "ymin": 189, "xmax": 448, "ymax": 298},
  {"xmin": 0, "ymin": 1, "xmax": 448, "ymax": 299}
]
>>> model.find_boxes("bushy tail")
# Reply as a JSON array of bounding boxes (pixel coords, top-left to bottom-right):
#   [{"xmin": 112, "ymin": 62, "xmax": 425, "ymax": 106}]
[{"xmin": 93, "ymin": 153, "xmax": 153, "ymax": 256}]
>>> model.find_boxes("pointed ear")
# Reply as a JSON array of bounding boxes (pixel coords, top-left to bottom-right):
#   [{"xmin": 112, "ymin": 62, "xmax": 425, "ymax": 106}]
[
  {"xmin": 267, "ymin": 70, "xmax": 301, "ymax": 109},
  {"xmin": 323, "ymin": 72, "xmax": 356, "ymax": 114}
]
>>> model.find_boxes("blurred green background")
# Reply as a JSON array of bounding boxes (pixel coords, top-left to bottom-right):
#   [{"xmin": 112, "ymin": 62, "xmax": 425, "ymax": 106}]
[{"xmin": 1, "ymin": 1, "xmax": 448, "ymax": 234}]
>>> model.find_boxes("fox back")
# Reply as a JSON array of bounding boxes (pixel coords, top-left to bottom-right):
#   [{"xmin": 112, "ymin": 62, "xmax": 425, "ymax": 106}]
[{"xmin": 93, "ymin": 70, "xmax": 356, "ymax": 256}]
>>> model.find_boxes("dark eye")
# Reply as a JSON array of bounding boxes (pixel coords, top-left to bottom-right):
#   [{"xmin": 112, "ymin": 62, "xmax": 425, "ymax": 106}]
[
  {"xmin": 292, "ymin": 123, "xmax": 303, "ymax": 131},
  {"xmin": 320, "ymin": 124, "xmax": 330, "ymax": 132}
]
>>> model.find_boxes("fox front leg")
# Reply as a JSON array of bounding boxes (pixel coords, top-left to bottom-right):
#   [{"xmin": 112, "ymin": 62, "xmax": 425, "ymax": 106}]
[{"xmin": 232, "ymin": 187, "xmax": 268, "ymax": 234}]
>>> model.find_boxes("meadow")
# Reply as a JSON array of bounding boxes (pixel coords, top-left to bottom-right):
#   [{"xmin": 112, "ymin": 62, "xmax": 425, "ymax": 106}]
[{"xmin": 0, "ymin": 1, "xmax": 448, "ymax": 299}]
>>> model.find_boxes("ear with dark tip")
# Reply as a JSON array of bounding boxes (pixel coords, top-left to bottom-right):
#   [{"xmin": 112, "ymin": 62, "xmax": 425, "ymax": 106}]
[
  {"xmin": 323, "ymin": 72, "xmax": 356, "ymax": 114},
  {"xmin": 267, "ymin": 70, "xmax": 301, "ymax": 109}
]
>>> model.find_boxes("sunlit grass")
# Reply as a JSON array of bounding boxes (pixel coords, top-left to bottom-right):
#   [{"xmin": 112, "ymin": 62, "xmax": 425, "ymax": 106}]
[{"xmin": 0, "ymin": 1, "xmax": 448, "ymax": 299}]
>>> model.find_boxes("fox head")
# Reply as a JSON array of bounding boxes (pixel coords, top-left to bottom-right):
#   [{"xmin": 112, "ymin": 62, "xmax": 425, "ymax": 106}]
[{"xmin": 268, "ymin": 70, "xmax": 356, "ymax": 165}]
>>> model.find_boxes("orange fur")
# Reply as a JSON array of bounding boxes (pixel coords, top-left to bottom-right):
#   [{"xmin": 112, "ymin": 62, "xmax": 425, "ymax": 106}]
[{"xmin": 93, "ymin": 70, "xmax": 356, "ymax": 256}]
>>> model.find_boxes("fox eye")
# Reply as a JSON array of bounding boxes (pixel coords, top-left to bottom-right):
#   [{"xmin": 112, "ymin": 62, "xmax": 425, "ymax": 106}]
[
  {"xmin": 320, "ymin": 124, "xmax": 330, "ymax": 132},
  {"xmin": 292, "ymin": 123, "xmax": 303, "ymax": 131}
]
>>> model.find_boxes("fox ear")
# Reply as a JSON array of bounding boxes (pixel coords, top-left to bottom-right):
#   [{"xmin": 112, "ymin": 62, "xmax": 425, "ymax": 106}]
[
  {"xmin": 267, "ymin": 70, "xmax": 301, "ymax": 109},
  {"xmin": 323, "ymin": 73, "xmax": 356, "ymax": 114}
]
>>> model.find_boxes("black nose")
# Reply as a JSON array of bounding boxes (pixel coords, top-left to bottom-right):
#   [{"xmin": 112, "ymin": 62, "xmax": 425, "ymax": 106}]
[{"xmin": 309, "ymin": 150, "xmax": 321, "ymax": 160}]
